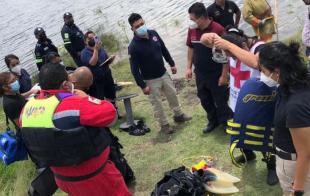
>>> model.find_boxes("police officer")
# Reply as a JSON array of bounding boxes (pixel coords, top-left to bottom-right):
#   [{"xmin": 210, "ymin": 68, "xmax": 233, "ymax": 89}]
[
  {"xmin": 34, "ymin": 27, "xmax": 58, "ymax": 70},
  {"xmin": 207, "ymin": 0, "xmax": 241, "ymax": 28},
  {"xmin": 61, "ymin": 12, "xmax": 85, "ymax": 67},
  {"xmin": 186, "ymin": 2, "xmax": 232, "ymax": 133},
  {"xmin": 20, "ymin": 63, "xmax": 131, "ymax": 196}
]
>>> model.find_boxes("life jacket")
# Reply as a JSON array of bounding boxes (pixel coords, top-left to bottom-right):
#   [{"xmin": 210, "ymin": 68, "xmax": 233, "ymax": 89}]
[
  {"xmin": 20, "ymin": 93, "xmax": 111, "ymax": 167},
  {"xmin": 226, "ymin": 79, "xmax": 276, "ymax": 167}
]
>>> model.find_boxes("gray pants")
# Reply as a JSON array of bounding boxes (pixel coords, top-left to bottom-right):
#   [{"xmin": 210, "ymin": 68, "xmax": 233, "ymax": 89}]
[{"xmin": 145, "ymin": 72, "xmax": 183, "ymax": 126}]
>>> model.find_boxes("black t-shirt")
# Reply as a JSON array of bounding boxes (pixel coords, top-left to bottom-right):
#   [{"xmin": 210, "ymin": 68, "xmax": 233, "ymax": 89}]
[
  {"xmin": 3, "ymin": 94, "xmax": 26, "ymax": 123},
  {"xmin": 207, "ymin": 1, "xmax": 240, "ymax": 28},
  {"xmin": 274, "ymin": 87, "xmax": 310, "ymax": 153}
]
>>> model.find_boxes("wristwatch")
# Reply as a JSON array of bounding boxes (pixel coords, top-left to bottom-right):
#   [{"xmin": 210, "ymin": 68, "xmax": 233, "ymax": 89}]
[{"xmin": 294, "ymin": 190, "xmax": 304, "ymax": 196}]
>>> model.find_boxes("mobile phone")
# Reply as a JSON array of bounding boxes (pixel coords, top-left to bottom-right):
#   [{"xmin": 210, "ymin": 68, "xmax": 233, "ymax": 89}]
[{"xmin": 94, "ymin": 36, "xmax": 100, "ymax": 44}]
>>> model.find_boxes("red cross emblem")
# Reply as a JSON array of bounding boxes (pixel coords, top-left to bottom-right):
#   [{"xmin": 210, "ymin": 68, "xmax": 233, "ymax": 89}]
[{"xmin": 230, "ymin": 60, "xmax": 251, "ymax": 89}]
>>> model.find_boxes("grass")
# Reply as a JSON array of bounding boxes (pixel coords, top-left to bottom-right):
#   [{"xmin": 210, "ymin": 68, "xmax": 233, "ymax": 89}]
[{"xmin": 0, "ymin": 32, "xmax": 307, "ymax": 196}]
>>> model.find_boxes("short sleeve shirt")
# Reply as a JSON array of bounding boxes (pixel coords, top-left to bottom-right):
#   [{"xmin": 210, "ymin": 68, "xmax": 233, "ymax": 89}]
[
  {"xmin": 207, "ymin": 1, "xmax": 240, "ymax": 28},
  {"xmin": 274, "ymin": 87, "xmax": 310, "ymax": 153},
  {"xmin": 186, "ymin": 21, "xmax": 224, "ymax": 75},
  {"xmin": 80, "ymin": 47, "xmax": 109, "ymax": 82}
]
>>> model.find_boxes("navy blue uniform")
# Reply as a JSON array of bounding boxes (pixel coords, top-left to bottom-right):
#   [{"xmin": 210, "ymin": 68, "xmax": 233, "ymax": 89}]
[
  {"xmin": 61, "ymin": 24, "xmax": 85, "ymax": 66},
  {"xmin": 128, "ymin": 30, "xmax": 175, "ymax": 89},
  {"xmin": 18, "ymin": 69, "xmax": 32, "ymax": 94},
  {"xmin": 207, "ymin": 1, "xmax": 240, "ymax": 28},
  {"xmin": 80, "ymin": 47, "xmax": 116, "ymax": 100},
  {"xmin": 34, "ymin": 38, "xmax": 58, "ymax": 70}
]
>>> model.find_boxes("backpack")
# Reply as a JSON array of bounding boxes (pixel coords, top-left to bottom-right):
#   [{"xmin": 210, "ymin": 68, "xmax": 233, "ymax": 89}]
[
  {"xmin": 106, "ymin": 128, "xmax": 135, "ymax": 184},
  {"xmin": 151, "ymin": 166, "xmax": 206, "ymax": 196}
]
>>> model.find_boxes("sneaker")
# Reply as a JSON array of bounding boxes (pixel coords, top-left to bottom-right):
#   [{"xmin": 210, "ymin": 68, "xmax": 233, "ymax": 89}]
[
  {"xmin": 136, "ymin": 120, "xmax": 150, "ymax": 133},
  {"xmin": 129, "ymin": 125, "xmax": 145, "ymax": 136},
  {"xmin": 160, "ymin": 124, "xmax": 174, "ymax": 134},
  {"xmin": 235, "ymin": 151, "xmax": 256, "ymax": 164},
  {"xmin": 173, "ymin": 113, "xmax": 192, "ymax": 123}
]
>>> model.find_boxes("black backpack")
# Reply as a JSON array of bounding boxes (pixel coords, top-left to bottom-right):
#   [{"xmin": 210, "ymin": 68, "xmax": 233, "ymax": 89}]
[
  {"xmin": 151, "ymin": 166, "xmax": 206, "ymax": 196},
  {"xmin": 106, "ymin": 128, "xmax": 135, "ymax": 184}
]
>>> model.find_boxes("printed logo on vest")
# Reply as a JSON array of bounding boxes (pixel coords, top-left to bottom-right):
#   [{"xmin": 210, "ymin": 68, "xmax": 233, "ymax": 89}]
[{"xmin": 25, "ymin": 106, "xmax": 46, "ymax": 118}]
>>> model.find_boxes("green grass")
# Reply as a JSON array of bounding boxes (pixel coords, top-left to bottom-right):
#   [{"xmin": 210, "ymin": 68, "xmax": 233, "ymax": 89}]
[{"xmin": 1, "ymin": 32, "xmax": 308, "ymax": 196}]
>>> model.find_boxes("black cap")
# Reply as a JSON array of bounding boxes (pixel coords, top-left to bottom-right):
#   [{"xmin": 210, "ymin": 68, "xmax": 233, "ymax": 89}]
[
  {"xmin": 63, "ymin": 12, "xmax": 73, "ymax": 19},
  {"xmin": 34, "ymin": 27, "xmax": 45, "ymax": 36}
]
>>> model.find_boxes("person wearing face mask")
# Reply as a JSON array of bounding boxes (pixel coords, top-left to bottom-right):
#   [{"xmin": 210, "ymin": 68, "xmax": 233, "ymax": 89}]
[
  {"xmin": 19, "ymin": 63, "xmax": 131, "ymax": 196},
  {"xmin": 186, "ymin": 2, "xmax": 232, "ymax": 134},
  {"xmin": 4, "ymin": 54, "xmax": 32, "ymax": 94},
  {"xmin": 69, "ymin": 66, "xmax": 93, "ymax": 92},
  {"xmin": 61, "ymin": 12, "xmax": 85, "ymax": 67},
  {"xmin": 80, "ymin": 31, "xmax": 120, "ymax": 116},
  {"xmin": 203, "ymin": 36, "xmax": 310, "ymax": 195},
  {"xmin": 34, "ymin": 27, "xmax": 59, "ymax": 70},
  {"xmin": 0, "ymin": 72, "xmax": 38, "ymax": 126},
  {"xmin": 201, "ymin": 28, "xmax": 279, "ymax": 186},
  {"xmin": 127, "ymin": 13, "xmax": 192, "ymax": 134}
]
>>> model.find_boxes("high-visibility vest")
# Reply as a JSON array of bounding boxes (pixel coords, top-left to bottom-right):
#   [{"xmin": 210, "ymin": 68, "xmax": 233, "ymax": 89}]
[{"xmin": 20, "ymin": 93, "xmax": 111, "ymax": 167}]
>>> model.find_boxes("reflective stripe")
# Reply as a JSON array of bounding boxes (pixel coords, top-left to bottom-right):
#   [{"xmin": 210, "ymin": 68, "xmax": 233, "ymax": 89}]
[
  {"xmin": 269, "ymin": 135, "xmax": 273, "ymax": 140},
  {"xmin": 245, "ymin": 132, "xmax": 264, "ymax": 139},
  {"xmin": 268, "ymin": 143, "xmax": 273, "ymax": 147},
  {"xmin": 53, "ymin": 110, "xmax": 80, "ymax": 120},
  {"xmin": 226, "ymin": 129, "xmax": 239, "ymax": 135},
  {"xmin": 227, "ymin": 119, "xmax": 241, "ymax": 128},
  {"xmin": 246, "ymin": 125, "xmax": 265, "ymax": 131},
  {"xmin": 64, "ymin": 41, "xmax": 72, "ymax": 45},
  {"xmin": 36, "ymin": 59, "xmax": 43, "ymax": 63},
  {"xmin": 244, "ymin": 140, "xmax": 263, "ymax": 146},
  {"xmin": 64, "ymin": 33, "xmax": 69, "ymax": 39}
]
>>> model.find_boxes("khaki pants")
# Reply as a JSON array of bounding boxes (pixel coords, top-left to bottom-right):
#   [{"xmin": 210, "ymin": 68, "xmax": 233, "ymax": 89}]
[
  {"xmin": 276, "ymin": 156, "xmax": 310, "ymax": 196},
  {"xmin": 145, "ymin": 72, "xmax": 183, "ymax": 126}
]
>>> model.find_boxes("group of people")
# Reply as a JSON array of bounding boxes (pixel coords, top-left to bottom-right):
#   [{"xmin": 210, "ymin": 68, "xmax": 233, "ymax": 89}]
[{"xmin": 0, "ymin": 0, "xmax": 310, "ymax": 195}]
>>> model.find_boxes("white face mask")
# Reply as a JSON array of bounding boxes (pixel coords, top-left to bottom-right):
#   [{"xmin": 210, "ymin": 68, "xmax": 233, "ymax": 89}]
[
  {"xmin": 260, "ymin": 72, "xmax": 278, "ymax": 87},
  {"xmin": 189, "ymin": 20, "xmax": 198, "ymax": 29},
  {"xmin": 11, "ymin": 65, "xmax": 22, "ymax": 75}
]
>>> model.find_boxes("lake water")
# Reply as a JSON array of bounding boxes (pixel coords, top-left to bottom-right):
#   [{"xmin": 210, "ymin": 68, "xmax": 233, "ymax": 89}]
[{"xmin": 0, "ymin": 0, "xmax": 307, "ymax": 78}]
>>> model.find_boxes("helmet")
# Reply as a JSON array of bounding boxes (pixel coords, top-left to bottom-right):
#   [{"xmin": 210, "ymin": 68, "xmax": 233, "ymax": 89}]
[
  {"xmin": 63, "ymin": 12, "xmax": 73, "ymax": 19},
  {"xmin": 34, "ymin": 27, "xmax": 45, "ymax": 36}
]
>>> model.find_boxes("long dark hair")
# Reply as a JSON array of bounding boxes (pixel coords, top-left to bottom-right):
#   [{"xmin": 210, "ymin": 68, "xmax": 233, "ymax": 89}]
[{"xmin": 259, "ymin": 41, "xmax": 310, "ymax": 95}]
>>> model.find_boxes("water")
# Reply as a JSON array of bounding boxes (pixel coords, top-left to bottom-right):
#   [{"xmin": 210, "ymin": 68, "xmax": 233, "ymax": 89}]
[{"xmin": 0, "ymin": 0, "xmax": 307, "ymax": 78}]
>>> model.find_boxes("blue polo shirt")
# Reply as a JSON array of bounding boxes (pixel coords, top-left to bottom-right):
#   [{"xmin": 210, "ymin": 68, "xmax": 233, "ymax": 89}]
[
  {"xmin": 128, "ymin": 30, "xmax": 175, "ymax": 89},
  {"xmin": 80, "ymin": 47, "xmax": 109, "ymax": 82}
]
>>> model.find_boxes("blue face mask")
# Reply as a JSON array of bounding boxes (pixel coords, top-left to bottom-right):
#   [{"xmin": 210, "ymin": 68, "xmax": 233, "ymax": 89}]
[
  {"xmin": 136, "ymin": 25, "xmax": 148, "ymax": 37},
  {"xmin": 10, "ymin": 80, "xmax": 20, "ymax": 93}
]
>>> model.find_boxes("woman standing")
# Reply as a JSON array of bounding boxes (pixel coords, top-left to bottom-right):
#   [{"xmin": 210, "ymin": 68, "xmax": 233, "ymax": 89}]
[
  {"xmin": 243, "ymin": 0, "xmax": 275, "ymax": 42},
  {"xmin": 211, "ymin": 39, "xmax": 310, "ymax": 195}
]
